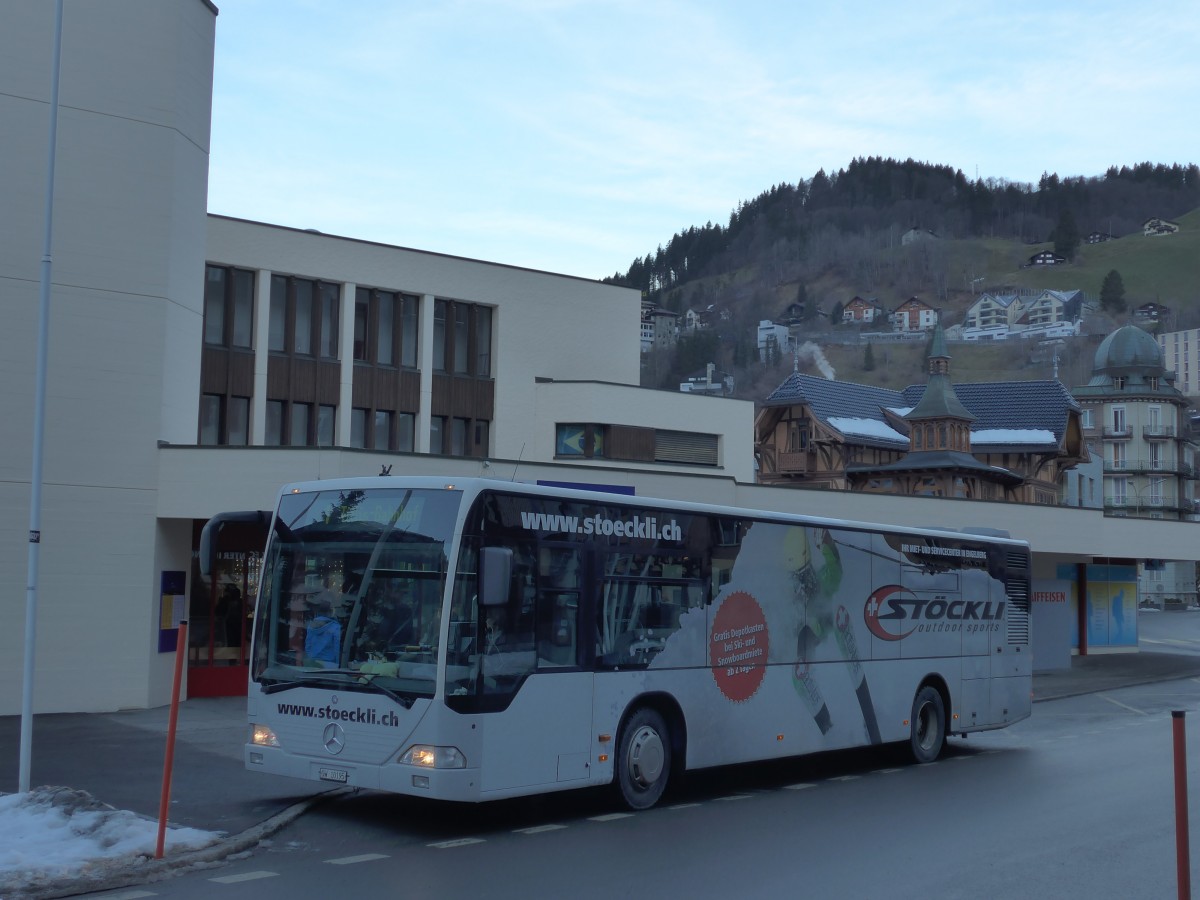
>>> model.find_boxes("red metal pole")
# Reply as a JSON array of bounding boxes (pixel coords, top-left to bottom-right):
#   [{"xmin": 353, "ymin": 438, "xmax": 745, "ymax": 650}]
[
  {"xmin": 1174, "ymin": 710, "xmax": 1191, "ymax": 900},
  {"xmin": 155, "ymin": 620, "xmax": 188, "ymax": 860}
]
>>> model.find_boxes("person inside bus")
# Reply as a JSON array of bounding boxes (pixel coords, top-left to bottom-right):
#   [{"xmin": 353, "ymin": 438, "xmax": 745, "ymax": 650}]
[{"xmin": 304, "ymin": 591, "xmax": 342, "ymax": 668}]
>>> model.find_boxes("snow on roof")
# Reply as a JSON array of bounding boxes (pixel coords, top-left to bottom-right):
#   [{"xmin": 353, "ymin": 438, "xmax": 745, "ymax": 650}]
[
  {"xmin": 971, "ymin": 428, "xmax": 1056, "ymax": 445},
  {"xmin": 829, "ymin": 416, "xmax": 908, "ymax": 443}
]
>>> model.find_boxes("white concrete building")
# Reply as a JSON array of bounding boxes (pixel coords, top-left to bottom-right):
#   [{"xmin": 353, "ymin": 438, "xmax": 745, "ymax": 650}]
[
  {"xmin": 0, "ymin": 1, "xmax": 751, "ymax": 714},
  {"xmin": 6, "ymin": 2, "xmax": 1200, "ymax": 715}
]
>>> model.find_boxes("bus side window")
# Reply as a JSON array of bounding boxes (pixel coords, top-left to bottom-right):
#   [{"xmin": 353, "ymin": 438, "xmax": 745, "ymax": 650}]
[{"xmin": 536, "ymin": 545, "xmax": 581, "ymax": 668}]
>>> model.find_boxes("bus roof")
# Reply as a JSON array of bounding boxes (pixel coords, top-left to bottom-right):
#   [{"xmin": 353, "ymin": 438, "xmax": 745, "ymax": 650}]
[{"xmin": 273, "ymin": 476, "xmax": 1029, "ymax": 550}]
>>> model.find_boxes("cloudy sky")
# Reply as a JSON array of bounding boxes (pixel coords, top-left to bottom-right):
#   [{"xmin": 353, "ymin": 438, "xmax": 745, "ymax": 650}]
[{"xmin": 207, "ymin": 1, "xmax": 1200, "ymax": 280}]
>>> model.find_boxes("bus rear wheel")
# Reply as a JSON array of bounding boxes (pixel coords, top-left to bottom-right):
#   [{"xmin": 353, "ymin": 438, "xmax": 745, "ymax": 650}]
[
  {"xmin": 615, "ymin": 707, "xmax": 671, "ymax": 810},
  {"xmin": 909, "ymin": 685, "xmax": 946, "ymax": 764}
]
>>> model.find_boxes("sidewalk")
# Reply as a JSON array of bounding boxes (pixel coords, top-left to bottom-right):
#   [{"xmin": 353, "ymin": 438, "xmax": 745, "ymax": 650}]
[
  {"xmin": 3, "ymin": 651, "xmax": 1200, "ymax": 896},
  {"xmin": 1033, "ymin": 649, "xmax": 1200, "ymax": 701}
]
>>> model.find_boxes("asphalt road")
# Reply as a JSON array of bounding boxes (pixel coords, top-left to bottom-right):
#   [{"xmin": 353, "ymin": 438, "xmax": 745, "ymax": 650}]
[{"xmin": 88, "ymin": 667, "xmax": 1200, "ymax": 900}]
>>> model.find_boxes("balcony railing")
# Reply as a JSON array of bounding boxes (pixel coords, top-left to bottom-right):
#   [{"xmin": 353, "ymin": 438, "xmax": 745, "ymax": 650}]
[
  {"xmin": 1102, "ymin": 427, "xmax": 1133, "ymax": 440},
  {"xmin": 1143, "ymin": 425, "xmax": 1177, "ymax": 440},
  {"xmin": 776, "ymin": 449, "xmax": 816, "ymax": 475},
  {"xmin": 1103, "ymin": 497, "xmax": 1195, "ymax": 517},
  {"xmin": 1102, "ymin": 459, "xmax": 1195, "ymax": 477}
]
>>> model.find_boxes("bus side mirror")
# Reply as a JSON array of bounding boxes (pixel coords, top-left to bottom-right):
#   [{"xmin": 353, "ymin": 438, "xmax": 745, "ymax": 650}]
[
  {"xmin": 480, "ymin": 547, "xmax": 513, "ymax": 607},
  {"xmin": 199, "ymin": 510, "xmax": 271, "ymax": 579}
]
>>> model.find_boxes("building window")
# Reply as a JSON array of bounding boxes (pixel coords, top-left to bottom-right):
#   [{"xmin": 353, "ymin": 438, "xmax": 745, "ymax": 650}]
[
  {"xmin": 453, "ymin": 305, "xmax": 470, "ymax": 375},
  {"xmin": 290, "ymin": 402, "xmax": 311, "ymax": 446},
  {"xmin": 227, "ymin": 397, "xmax": 249, "ymax": 446},
  {"xmin": 317, "ymin": 404, "xmax": 335, "ymax": 447},
  {"xmin": 430, "ymin": 416, "xmax": 446, "ymax": 454},
  {"xmin": 199, "ymin": 393, "xmax": 249, "ymax": 446},
  {"xmin": 1114, "ymin": 376, "xmax": 1127, "ymax": 390},
  {"xmin": 270, "ymin": 274, "xmax": 340, "ymax": 359},
  {"xmin": 398, "ymin": 412, "xmax": 415, "ymax": 452},
  {"xmin": 475, "ymin": 307, "xmax": 492, "ymax": 377},
  {"xmin": 204, "ymin": 265, "xmax": 255, "ymax": 348},
  {"xmin": 199, "ymin": 394, "xmax": 221, "ymax": 445},
  {"xmin": 434, "ymin": 298, "xmax": 494, "ymax": 377},
  {"xmin": 433, "ymin": 300, "xmax": 447, "ymax": 372},
  {"xmin": 351, "ymin": 408, "xmax": 367, "ymax": 449},
  {"xmin": 557, "ymin": 423, "xmax": 605, "ymax": 458},
  {"xmin": 374, "ymin": 410, "xmax": 393, "ymax": 450},
  {"xmin": 354, "ymin": 287, "xmax": 419, "ymax": 367},
  {"xmin": 1081, "ymin": 408, "xmax": 1094, "ymax": 429},
  {"xmin": 1112, "ymin": 407, "xmax": 1126, "ymax": 434},
  {"xmin": 655, "ymin": 430, "xmax": 718, "ymax": 466},
  {"xmin": 265, "ymin": 400, "xmax": 284, "ymax": 446}
]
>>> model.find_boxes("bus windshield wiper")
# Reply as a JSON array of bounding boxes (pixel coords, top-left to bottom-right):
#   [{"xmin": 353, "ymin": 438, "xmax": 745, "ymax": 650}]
[
  {"xmin": 357, "ymin": 673, "xmax": 415, "ymax": 709},
  {"xmin": 260, "ymin": 670, "xmax": 359, "ymax": 694}
]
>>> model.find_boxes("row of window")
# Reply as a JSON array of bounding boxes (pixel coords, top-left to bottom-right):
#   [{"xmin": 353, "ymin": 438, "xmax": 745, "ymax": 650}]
[
  {"xmin": 555, "ymin": 423, "xmax": 719, "ymax": 467},
  {"xmin": 199, "ymin": 394, "xmax": 487, "ymax": 456},
  {"xmin": 204, "ymin": 266, "xmax": 493, "ymax": 378}
]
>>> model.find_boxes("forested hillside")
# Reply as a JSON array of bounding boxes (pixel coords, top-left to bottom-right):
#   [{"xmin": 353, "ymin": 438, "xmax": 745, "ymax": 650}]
[{"xmin": 612, "ymin": 158, "xmax": 1200, "ymax": 398}]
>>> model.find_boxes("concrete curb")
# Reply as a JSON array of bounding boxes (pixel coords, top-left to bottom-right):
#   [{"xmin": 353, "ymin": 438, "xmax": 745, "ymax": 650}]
[{"xmin": 19, "ymin": 787, "xmax": 353, "ymax": 900}]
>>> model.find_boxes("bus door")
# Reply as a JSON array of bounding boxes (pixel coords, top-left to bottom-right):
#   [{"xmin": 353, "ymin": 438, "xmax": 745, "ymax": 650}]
[{"xmin": 474, "ymin": 539, "xmax": 593, "ymax": 793}]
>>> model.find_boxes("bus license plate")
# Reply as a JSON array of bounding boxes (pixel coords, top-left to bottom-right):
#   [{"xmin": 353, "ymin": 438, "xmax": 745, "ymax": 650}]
[{"xmin": 318, "ymin": 767, "xmax": 349, "ymax": 783}]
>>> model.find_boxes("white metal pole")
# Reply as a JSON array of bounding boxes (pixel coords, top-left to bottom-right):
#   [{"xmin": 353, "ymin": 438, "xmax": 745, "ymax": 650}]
[{"xmin": 20, "ymin": 0, "xmax": 64, "ymax": 794}]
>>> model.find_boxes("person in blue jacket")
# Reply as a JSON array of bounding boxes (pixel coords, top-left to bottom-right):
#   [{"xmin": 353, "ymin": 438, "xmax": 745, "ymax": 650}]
[{"xmin": 304, "ymin": 591, "xmax": 342, "ymax": 667}]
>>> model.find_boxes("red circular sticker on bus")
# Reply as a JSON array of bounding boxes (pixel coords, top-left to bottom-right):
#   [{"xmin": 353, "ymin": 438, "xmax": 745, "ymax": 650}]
[{"xmin": 710, "ymin": 591, "xmax": 769, "ymax": 702}]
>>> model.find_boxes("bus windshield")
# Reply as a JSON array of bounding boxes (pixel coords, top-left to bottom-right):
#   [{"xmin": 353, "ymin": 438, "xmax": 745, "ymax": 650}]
[{"xmin": 251, "ymin": 486, "xmax": 462, "ymax": 703}]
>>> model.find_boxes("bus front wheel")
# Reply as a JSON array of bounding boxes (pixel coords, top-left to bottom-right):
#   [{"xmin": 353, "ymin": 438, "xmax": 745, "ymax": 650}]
[
  {"xmin": 909, "ymin": 685, "xmax": 946, "ymax": 764},
  {"xmin": 615, "ymin": 707, "xmax": 671, "ymax": 810}
]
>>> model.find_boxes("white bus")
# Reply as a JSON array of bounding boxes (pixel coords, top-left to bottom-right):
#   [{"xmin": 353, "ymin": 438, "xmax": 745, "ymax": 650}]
[{"xmin": 211, "ymin": 476, "xmax": 1031, "ymax": 810}]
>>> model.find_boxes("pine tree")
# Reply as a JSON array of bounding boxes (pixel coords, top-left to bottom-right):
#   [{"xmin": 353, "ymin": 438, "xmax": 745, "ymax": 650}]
[
  {"xmin": 830, "ymin": 301, "xmax": 845, "ymax": 325},
  {"xmin": 1052, "ymin": 208, "xmax": 1081, "ymax": 260},
  {"xmin": 1100, "ymin": 269, "xmax": 1127, "ymax": 314},
  {"xmin": 863, "ymin": 342, "xmax": 876, "ymax": 371}
]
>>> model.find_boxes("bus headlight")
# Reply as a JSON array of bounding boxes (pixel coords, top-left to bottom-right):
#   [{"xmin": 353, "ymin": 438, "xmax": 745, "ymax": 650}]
[
  {"xmin": 399, "ymin": 745, "xmax": 466, "ymax": 768},
  {"xmin": 251, "ymin": 724, "xmax": 280, "ymax": 747}
]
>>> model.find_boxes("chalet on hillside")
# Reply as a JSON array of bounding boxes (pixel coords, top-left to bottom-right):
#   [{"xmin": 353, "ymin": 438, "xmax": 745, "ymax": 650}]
[
  {"xmin": 1134, "ymin": 302, "xmax": 1170, "ymax": 324},
  {"xmin": 1086, "ymin": 231, "xmax": 1116, "ymax": 243},
  {"xmin": 891, "ymin": 296, "xmax": 937, "ymax": 332},
  {"xmin": 901, "ymin": 227, "xmax": 938, "ymax": 245},
  {"xmin": 1026, "ymin": 250, "xmax": 1066, "ymax": 267},
  {"xmin": 842, "ymin": 295, "xmax": 884, "ymax": 324},
  {"xmin": 1143, "ymin": 217, "xmax": 1180, "ymax": 237}
]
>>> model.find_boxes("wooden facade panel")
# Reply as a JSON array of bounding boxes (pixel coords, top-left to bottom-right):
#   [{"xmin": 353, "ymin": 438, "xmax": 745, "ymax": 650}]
[
  {"xmin": 200, "ymin": 346, "xmax": 227, "ymax": 394},
  {"xmin": 432, "ymin": 374, "xmax": 494, "ymax": 420},
  {"xmin": 317, "ymin": 361, "xmax": 340, "ymax": 405},
  {"xmin": 228, "ymin": 351, "xmax": 255, "ymax": 396},
  {"xmin": 267, "ymin": 356, "xmax": 290, "ymax": 397},
  {"xmin": 608, "ymin": 425, "xmax": 655, "ymax": 461},
  {"xmin": 351, "ymin": 367, "xmax": 422, "ymax": 413}
]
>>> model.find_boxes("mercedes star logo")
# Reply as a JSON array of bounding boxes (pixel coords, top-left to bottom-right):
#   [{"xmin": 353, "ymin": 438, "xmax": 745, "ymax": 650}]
[{"xmin": 323, "ymin": 722, "xmax": 346, "ymax": 755}]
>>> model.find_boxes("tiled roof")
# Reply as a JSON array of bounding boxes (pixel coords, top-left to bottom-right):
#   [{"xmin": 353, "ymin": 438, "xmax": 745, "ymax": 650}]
[
  {"xmin": 901, "ymin": 380, "xmax": 1079, "ymax": 443},
  {"xmin": 763, "ymin": 373, "xmax": 1077, "ymax": 450}
]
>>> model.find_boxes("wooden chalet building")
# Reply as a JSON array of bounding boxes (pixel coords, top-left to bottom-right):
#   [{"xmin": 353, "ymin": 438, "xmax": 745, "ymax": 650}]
[{"xmin": 755, "ymin": 327, "xmax": 1087, "ymax": 503}]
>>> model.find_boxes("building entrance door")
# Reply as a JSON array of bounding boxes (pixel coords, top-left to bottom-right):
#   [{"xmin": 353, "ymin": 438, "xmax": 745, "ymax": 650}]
[{"xmin": 188, "ymin": 519, "xmax": 265, "ymax": 697}]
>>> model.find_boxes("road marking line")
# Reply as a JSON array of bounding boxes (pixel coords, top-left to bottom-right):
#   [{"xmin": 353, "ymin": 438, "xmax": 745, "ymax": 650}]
[
  {"xmin": 589, "ymin": 812, "xmax": 634, "ymax": 822},
  {"xmin": 514, "ymin": 824, "xmax": 567, "ymax": 834},
  {"xmin": 716, "ymin": 794, "xmax": 752, "ymax": 801},
  {"xmin": 96, "ymin": 892, "xmax": 157, "ymax": 899},
  {"xmin": 785, "ymin": 782, "xmax": 817, "ymax": 790},
  {"xmin": 668, "ymin": 802, "xmax": 703, "ymax": 809},
  {"xmin": 210, "ymin": 871, "xmax": 279, "ymax": 884},
  {"xmin": 831, "ymin": 774, "xmax": 861, "ymax": 781},
  {"xmin": 325, "ymin": 853, "xmax": 390, "ymax": 865},
  {"xmin": 873, "ymin": 768, "xmax": 903, "ymax": 774},
  {"xmin": 429, "ymin": 837, "xmax": 486, "ymax": 849},
  {"xmin": 1098, "ymin": 693, "xmax": 1149, "ymax": 716}
]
